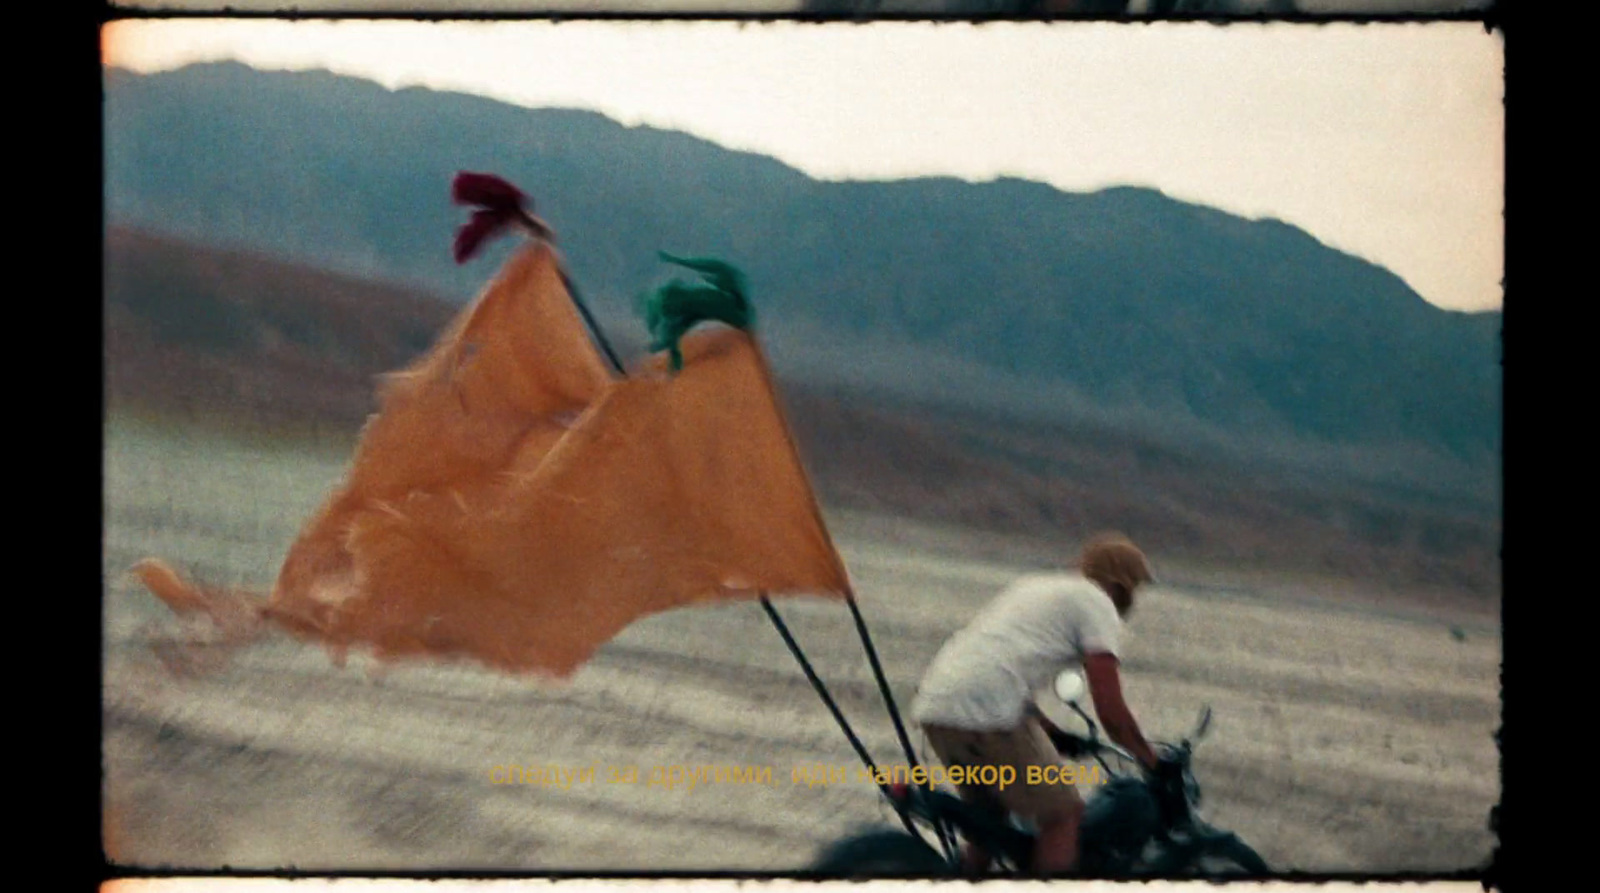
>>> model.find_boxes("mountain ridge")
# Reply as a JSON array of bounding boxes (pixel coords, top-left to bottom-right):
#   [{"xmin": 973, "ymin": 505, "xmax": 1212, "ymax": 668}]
[
  {"xmin": 103, "ymin": 226, "xmax": 1498, "ymax": 598},
  {"xmin": 103, "ymin": 60, "xmax": 1500, "ymax": 486}
]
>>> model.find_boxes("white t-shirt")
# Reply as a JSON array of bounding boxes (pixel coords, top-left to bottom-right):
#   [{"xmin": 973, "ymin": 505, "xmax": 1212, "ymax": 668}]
[{"xmin": 910, "ymin": 573, "xmax": 1124, "ymax": 732}]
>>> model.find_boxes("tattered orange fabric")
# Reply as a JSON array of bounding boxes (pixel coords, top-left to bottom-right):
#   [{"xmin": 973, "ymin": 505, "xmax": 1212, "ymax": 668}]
[
  {"xmin": 133, "ymin": 243, "xmax": 852, "ymax": 678},
  {"xmin": 337, "ymin": 328, "xmax": 851, "ymax": 675},
  {"xmin": 265, "ymin": 241, "xmax": 616, "ymax": 641},
  {"xmin": 135, "ymin": 241, "xmax": 612, "ymax": 667}
]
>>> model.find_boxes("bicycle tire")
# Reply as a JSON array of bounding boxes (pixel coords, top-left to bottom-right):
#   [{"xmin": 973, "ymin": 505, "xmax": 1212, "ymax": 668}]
[
  {"xmin": 810, "ymin": 828, "xmax": 952, "ymax": 876},
  {"xmin": 1198, "ymin": 834, "xmax": 1270, "ymax": 875},
  {"xmin": 1150, "ymin": 832, "xmax": 1270, "ymax": 876}
]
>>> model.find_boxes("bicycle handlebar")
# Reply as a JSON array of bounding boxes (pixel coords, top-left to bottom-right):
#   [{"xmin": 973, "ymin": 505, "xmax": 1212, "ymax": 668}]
[{"xmin": 1043, "ymin": 725, "xmax": 1142, "ymax": 767}]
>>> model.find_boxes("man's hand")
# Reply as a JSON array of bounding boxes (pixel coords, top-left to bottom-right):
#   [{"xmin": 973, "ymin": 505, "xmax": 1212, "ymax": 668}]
[
  {"xmin": 1149, "ymin": 752, "xmax": 1186, "ymax": 787},
  {"xmin": 1082, "ymin": 652, "xmax": 1161, "ymax": 771},
  {"xmin": 1028, "ymin": 704, "xmax": 1097, "ymax": 759}
]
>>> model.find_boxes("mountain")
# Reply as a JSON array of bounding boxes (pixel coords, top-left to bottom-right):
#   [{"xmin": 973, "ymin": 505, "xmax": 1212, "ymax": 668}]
[
  {"xmin": 104, "ymin": 226, "xmax": 458, "ymax": 428},
  {"xmin": 103, "ymin": 61, "xmax": 1500, "ymax": 493},
  {"xmin": 104, "ymin": 228, "xmax": 1498, "ymax": 597}
]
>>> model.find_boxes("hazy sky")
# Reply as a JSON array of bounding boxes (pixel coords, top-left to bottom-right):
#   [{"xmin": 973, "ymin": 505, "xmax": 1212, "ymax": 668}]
[{"xmin": 103, "ymin": 19, "xmax": 1503, "ymax": 312}]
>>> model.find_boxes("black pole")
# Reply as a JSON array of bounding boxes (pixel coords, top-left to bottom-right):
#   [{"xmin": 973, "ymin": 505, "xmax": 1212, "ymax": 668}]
[
  {"xmin": 547, "ymin": 244, "xmax": 883, "ymax": 784},
  {"xmin": 556, "ymin": 267, "xmax": 627, "ymax": 376},
  {"xmin": 542, "ymin": 237, "xmax": 942, "ymax": 856},
  {"xmin": 759, "ymin": 597, "xmax": 883, "ymax": 780},
  {"xmin": 759, "ymin": 596, "xmax": 925, "ymax": 843},
  {"xmin": 843, "ymin": 594, "xmax": 953, "ymax": 859},
  {"xmin": 845, "ymin": 596, "xmax": 923, "ymax": 771}
]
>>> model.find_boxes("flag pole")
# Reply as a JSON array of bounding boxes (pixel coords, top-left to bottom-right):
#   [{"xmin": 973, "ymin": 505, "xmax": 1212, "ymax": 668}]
[
  {"xmin": 451, "ymin": 171, "xmax": 627, "ymax": 375},
  {"xmin": 555, "ymin": 266, "xmax": 627, "ymax": 376},
  {"xmin": 746, "ymin": 340, "xmax": 935, "ymax": 783},
  {"xmin": 457, "ymin": 177, "xmax": 948, "ymax": 857},
  {"xmin": 542, "ymin": 231, "xmax": 930, "ymax": 840}
]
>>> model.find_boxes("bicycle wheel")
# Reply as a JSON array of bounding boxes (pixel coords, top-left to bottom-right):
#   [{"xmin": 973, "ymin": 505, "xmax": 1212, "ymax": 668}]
[
  {"xmin": 810, "ymin": 828, "xmax": 952, "ymax": 876},
  {"xmin": 1198, "ymin": 835, "xmax": 1270, "ymax": 874},
  {"xmin": 1154, "ymin": 833, "xmax": 1270, "ymax": 876}
]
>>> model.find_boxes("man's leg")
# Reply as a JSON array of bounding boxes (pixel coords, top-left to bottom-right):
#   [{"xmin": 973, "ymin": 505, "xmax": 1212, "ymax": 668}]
[
  {"xmin": 992, "ymin": 719, "xmax": 1088, "ymax": 875},
  {"xmin": 946, "ymin": 778, "xmax": 1006, "ymax": 876},
  {"xmin": 926, "ymin": 722, "xmax": 1085, "ymax": 874},
  {"xmin": 1030, "ymin": 797, "xmax": 1087, "ymax": 874},
  {"xmin": 957, "ymin": 839, "xmax": 993, "ymax": 876},
  {"xmin": 922, "ymin": 724, "xmax": 1002, "ymax": 875}
]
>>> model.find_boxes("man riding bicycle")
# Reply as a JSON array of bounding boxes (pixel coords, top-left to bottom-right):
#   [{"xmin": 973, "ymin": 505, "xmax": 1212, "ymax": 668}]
[{"xmin": 909, "ymin": 532, "xmax": 1173, "ymax": 875}]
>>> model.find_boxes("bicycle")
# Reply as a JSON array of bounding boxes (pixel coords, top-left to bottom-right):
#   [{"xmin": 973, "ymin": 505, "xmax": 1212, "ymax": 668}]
[{"xmin": 809, "ymin": 668, "xmax": 1270, "ymax": 877}]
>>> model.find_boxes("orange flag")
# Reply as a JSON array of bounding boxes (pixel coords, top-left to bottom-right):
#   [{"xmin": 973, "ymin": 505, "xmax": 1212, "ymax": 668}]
[
  {"xmin": 134, "ymin": 241, "xmax": 614, "ymax": 667},
  {"xmin": 133, "ymin": 243, "xmax": 852, "ymax": 678},
  {"xmin": 265, "ymin": 240, "xmax": 617, "ymax": 641},
  {"xmin": 336, "ymin": 328, "xmax": 852, "ymax": 675}
]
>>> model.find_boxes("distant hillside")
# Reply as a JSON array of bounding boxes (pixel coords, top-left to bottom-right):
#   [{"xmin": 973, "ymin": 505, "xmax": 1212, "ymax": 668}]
[
  {"xmin": 104, "ymin": 228, "xmax": 1498, "ymax": 598},
  {"xmin": 103, "ymin": 62, "xmax": 1498, "ymax": 490},
  {"xmin": 105, "ymin": 227, "xmax": 458, "ymax": 428}
]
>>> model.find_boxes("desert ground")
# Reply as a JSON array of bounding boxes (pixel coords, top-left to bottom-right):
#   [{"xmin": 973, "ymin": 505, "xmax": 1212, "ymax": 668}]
[{"xmin": 102, "ymin": 415, "xmax": 1499, "ymax": 873}]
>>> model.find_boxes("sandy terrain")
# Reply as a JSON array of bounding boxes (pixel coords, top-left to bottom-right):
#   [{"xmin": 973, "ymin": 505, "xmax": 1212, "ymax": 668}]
[{"xmin": 102, "ymin": 416, "xmax": 1499, "ymax": 872}]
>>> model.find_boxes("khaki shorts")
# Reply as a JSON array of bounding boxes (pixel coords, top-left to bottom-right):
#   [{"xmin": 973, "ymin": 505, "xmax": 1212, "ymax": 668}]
[{"xmin": 922, "ymin": 719, "xmax": 1084, "ymax": 823}]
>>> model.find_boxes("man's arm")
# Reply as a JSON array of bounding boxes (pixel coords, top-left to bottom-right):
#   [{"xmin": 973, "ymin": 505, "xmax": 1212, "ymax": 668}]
[
  {"xmin": 1025, "ymin": 701, "xmax": 1072, "ymax": 742},
  {"xmin": 1026, "ymin": 702, "xmax": 1100, "ymax": 759},
  {"xmin": 1082, "ymin": 651, "xmax": 1161, "ymax": 771}
]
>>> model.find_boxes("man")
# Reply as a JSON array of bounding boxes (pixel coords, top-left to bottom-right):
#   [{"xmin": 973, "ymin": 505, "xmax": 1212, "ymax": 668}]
[{"xmin": 909, "ymin": 532, "xmax": 1166, "ymax": 875}]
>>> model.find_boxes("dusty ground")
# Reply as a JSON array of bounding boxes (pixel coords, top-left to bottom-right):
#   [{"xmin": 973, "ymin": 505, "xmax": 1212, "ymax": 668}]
[{"xmin": 102, "ymin": 416, "xmax": 1499, "ymax": 873}]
